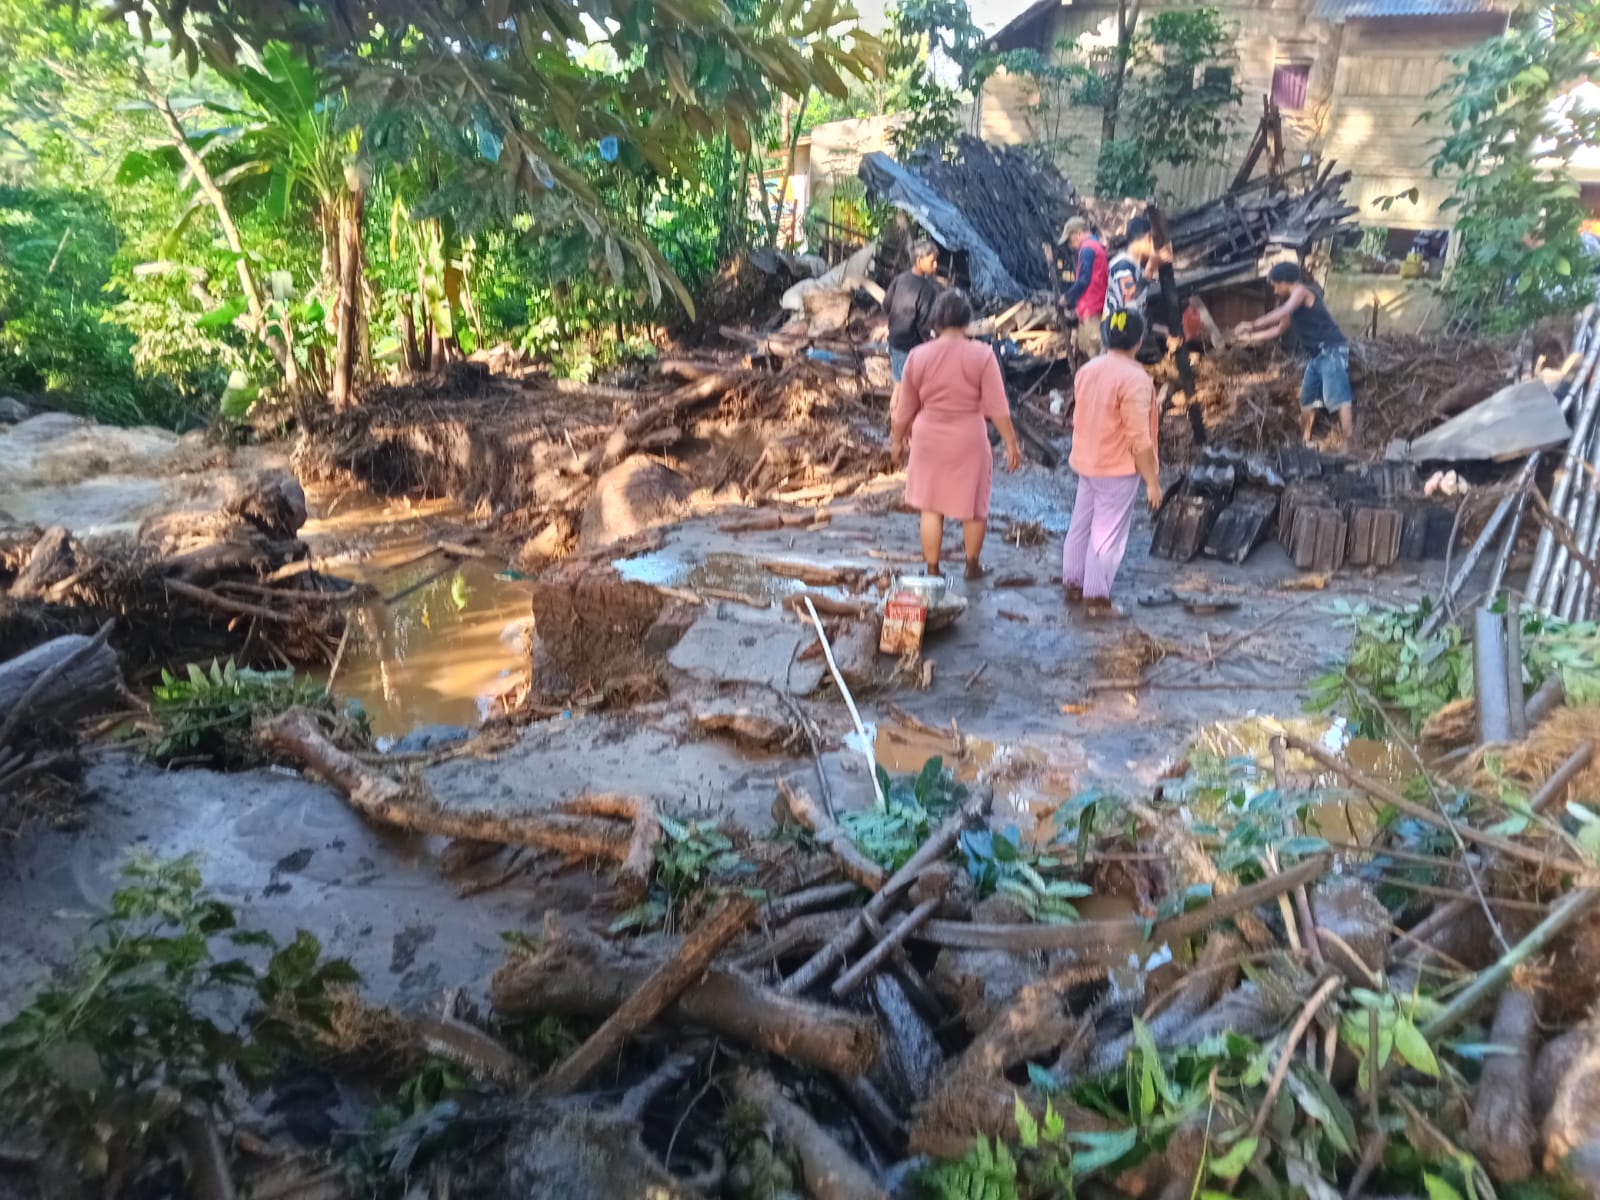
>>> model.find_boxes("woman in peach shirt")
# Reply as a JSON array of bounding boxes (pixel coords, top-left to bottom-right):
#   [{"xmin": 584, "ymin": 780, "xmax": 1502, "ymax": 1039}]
[{"xmin": 1062, "ymin": 309, "xmax": 1162, "ymax": 615}]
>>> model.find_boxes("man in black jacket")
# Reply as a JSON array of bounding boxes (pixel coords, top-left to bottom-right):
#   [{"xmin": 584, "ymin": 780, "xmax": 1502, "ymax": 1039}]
[{"xmin": 882, "ymin": 240, "xmax": 943, "ymax": 407}]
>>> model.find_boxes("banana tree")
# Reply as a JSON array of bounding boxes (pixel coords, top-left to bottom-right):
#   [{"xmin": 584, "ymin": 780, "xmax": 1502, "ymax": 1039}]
[
  {"xmin": 117, "ymin": 0, "xmax": 882, "ymax": 398},
  {"xmin": 190, "ymin": 43, "xmax": 364, "ymax": 406}
]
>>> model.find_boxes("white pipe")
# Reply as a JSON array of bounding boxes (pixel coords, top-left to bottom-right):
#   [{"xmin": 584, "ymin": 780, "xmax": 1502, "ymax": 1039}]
[{"xmin": 801, "ymin": 595, "xmax": 886, "ymax": 811}]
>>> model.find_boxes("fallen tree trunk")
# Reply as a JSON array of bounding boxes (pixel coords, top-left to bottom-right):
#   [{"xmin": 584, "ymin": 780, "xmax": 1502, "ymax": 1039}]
[
  {"xmin": 0, "ymin": 627, "xmax": 122, "ymax": 740},
  {"xmin": 491, "ymin": 925, "xmax": 880, "ymax": 1079},
  {"xmin": 730, "ymin": 1070, "xmax": 887, "ymax": 1200},
  {"xmin": 537, "ymin": 895, "xmax": 755, "ymax": 1096},
  {"xmin": 1468, "ymin": 986, "xmax": 1538, "ymax": 1183},
  {"xmin": 258, "ymin": 709, "xmax": 634, "ymax": 862}
]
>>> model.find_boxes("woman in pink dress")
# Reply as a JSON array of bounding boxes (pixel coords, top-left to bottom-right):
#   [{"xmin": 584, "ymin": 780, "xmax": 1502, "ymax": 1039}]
[{"xmin": 890, "ymin": 290, "xmax": 1022, "ymax": 579}]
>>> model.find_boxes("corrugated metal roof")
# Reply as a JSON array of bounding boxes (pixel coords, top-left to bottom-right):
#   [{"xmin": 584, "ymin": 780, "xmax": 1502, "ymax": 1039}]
[{"xmin": 1312, "ymin": 0, "xmax": 1506, "ymax": 19}]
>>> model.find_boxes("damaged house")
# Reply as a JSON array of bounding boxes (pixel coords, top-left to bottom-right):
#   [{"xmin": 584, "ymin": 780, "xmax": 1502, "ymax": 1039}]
[{"xmin": 805, "ymin": 0, "xmax": 1521, "ymax": 329}]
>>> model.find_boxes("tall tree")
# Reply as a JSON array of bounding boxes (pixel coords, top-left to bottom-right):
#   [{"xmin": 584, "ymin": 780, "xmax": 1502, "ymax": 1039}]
[
  {"xmin": 976, "ymin": 4, "xmax": 1238, "ymax": 198},
  {"xmin": 1100, "ymin": 0, "xmax": 1141, "ymax": 150},
  {"xmin": 1094, "ymin": 7, "xmax": 1239, "ymax": 198},
  {"xmin": 117, "ymin": 0, "xmax": 881, "ymax": 406},
  {"xmin": 1418, "ymin": 2, "xmax": 1600, "ymax": 331},
  {"xmin": 883, "ymin": 0, "xmax": 984, "ymax": 161}
]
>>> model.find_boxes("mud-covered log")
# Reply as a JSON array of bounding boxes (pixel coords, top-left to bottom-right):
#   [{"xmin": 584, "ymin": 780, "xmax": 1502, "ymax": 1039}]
[
  {"xmin": 907, "ymin": 961, "xmax": 1110, "ymax": 1158},
  {"xmin": 730, "ymin": 1070, "xmax": 886, "ymax": 1200},
  {"xmin": 871, "ymin": 973, "xmax": 941, "ymax": 1101},
  {"xmin": 492, "ymin": 926, "xmax": 880, "ymax": 1078},
  {"xmin": 505, "ymin": 1106, "xmax": 704, "ymax": 1199},
  {"xmin": 258, "ymin": 709, "xmax": 634, "ymax": 861},
  {"xmin": 1543, "ymin": 1026, "xmax": 1600, "ymax": 1190},
  {"xmin": 0, "ymin": 629, "xmax": 121, "ymax": 740},
  {"xmin": 1311, "ymin": 877, "xmax": 1389, "ymax": 984},
  {"xmin": 1467, "ymin": 987, "xmax": 1538, "ymax": 1183},
  {"xmin": 1535, "ymin": 1030, "xmax": 1586, "ymax": 1123},
  {"xmin": 953, "ymin": 963, "xmax": 1106, "ymax": 1085},
  {"xmin": 1083, "ymin": 934, "xmax": 1244, "ymax": 1078},
  {"xmin": 538, "ymin": 895, "xmax": 754, "ymax": 1096}
]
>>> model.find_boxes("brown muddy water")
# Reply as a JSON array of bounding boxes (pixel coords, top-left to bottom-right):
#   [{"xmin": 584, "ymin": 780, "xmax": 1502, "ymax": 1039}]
[{"xmin": 301, "ymin": 491, "xmax": 531, "ymax": 739}]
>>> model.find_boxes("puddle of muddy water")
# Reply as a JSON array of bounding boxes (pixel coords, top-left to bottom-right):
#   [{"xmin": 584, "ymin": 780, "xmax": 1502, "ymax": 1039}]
[
  {"xmin": 617, "ymin": 548, "xmax": 849, "ymax": 606},
  {"xmin": 848, "ymin": 720, "xmax": 1082, "ymax": 828},
  {"xmin": 300, "ymin": 491, "xmax": 531, "ymax": 739},
  {"xmin": 1183, "ymin": 715, "xmax": 1408, "ymax": 842}
]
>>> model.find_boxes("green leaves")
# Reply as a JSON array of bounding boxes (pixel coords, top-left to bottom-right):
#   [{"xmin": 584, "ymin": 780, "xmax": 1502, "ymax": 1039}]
[
  {"xmin": 1285, "ymin": 1064, "xmax": 1357, "ymax": 1156},
  {"xmin": 150, "ymin": 658, "xmax": 334, "ymax": 766},
  {"xmin": 197, "ymin": 295, "xmax": 249, "ymax": 329},
  {"xmin": 960, "ymin": 822, "xmax": 1094, "ymax": 923},
  {"xmin": 920, "ymin": 1134, "xmax": 1020, "ymax": 1200},
  {"xmin": 1341, "ymin": 985, "xmax": 1441, "ymax": 1089},
  {"xmin": 0, "ymin": 855, "xmax": 358, "ymax": 1186},
  {"xmin": 1067, "ymin": 1127, "xmax": 1138, "ymax": 1176},
  {"xmin": 1206, "ymin": 1134, "xmax": 1258, "ymax": 1181},
  {"xmin": 1393, "ymin": 1013, "xmax": 1441, "ymax": 1076},
  {"xmin": 1422, "ymin": 4, "xmax": 1598, "ymax": 330}
]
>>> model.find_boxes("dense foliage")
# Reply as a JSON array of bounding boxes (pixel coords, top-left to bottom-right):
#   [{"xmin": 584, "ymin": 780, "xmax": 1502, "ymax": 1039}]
[
  {"xmin": 0, "ymin": 0, "xmax": 879, "ymax": 424},
  {"xmin": 883, "ymin": 0, "xmax": 985, "ymax": 161},
  {"xmin": 1419, "ymin": 1, "xmax": 1600, "ymax": 332},
  {"xmin": 1309, "ymin": 599, "xmax": 1600, "ymax": 737}
]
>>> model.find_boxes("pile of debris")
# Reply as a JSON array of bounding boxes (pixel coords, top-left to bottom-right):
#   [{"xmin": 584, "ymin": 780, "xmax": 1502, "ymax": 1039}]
[
  {"xmin": 1150, "ymin": 317, "xmax": 1590, "ymax": 577},
  {"xmin": 1161, "ymin": 161, "xmax": 1357, "ymax": 293},
  {"xmin": 858, "ymin": 133, "xmax": 1355, "ymax": 311},
  {"xmin": 1164, "ymin": 336, "xmax": 1517, "ymax": 463},
  {"xmin": 296, "ymin": 357, "xmax": 892, "ymax": 565},
  {"xmin": 213, "ymin": 684, "xmax": 1600, "ymax": 1198},
  {"xmin": 0, "ymin": 470, "xmax": 351, "ymax": 668}
]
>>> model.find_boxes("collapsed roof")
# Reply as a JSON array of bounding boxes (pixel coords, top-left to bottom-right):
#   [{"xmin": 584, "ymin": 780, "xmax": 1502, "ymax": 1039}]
[
  {"xmin": 859, "ymin": 133, "xmax": 1357, "ymax": 306},
  {"xmin": 859, "ymin": 136, "xmax": 1081, "ymax": 305}
]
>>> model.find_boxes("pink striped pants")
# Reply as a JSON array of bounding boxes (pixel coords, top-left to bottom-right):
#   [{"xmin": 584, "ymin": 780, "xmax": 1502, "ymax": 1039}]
[{"xmin": 1062, "ymin": 473, "xmax": 1141, "ymax": 600}]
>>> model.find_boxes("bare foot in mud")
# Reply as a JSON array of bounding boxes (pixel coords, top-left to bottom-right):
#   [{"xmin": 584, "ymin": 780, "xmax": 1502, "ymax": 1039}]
[
  {"xmin": 1063, "ymin": 583, "xmax": 1083, "ymax": 603},
  {"xmin": 1082, "ymin": 598, "xmax": 1125, "ymax": 619},
  {"xmin": 964, "ymin": 560, "xmax": 987, "ymax": 581}
]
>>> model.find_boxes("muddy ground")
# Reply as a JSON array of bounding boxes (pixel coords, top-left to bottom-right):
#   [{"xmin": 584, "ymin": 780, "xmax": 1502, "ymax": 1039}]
[{"xmin": 0, "ymin": 412, "xmax": 1444, "ymax": 1022}]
